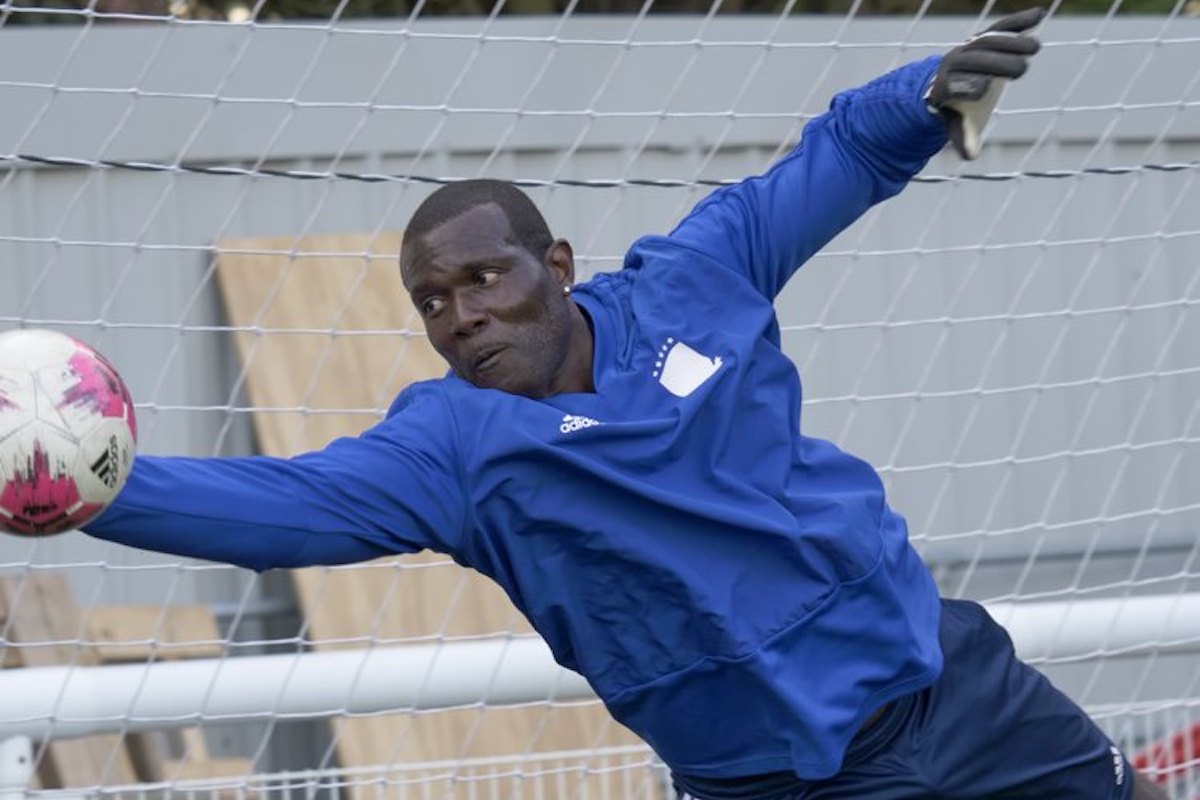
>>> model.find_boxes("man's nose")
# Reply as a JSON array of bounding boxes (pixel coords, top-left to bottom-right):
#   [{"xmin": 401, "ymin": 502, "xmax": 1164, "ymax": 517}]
[{"xmin": 452, "ymin": 293, "xmax": 488, "ymax": 338}]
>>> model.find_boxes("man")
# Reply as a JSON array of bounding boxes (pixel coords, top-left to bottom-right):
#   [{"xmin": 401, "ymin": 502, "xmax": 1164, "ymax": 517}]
[{"xmin": 83, "ymin": 9, "xmax": 1169, "ymax": 798}]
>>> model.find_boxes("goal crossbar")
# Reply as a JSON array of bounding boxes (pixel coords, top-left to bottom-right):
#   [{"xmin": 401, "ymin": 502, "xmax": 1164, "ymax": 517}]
[{"xmin": 1, "ymin": 594, "xmax": 1198, "ymax": 742}]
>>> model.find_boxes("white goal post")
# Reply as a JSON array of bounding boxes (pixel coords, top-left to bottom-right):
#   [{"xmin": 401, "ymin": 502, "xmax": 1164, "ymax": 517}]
[
  {"xmin": 1, "ymin": 5, "xmax": 1199, "ymax": 800},
  {"xmin": 2, "ymin": 595, "xmax": 1200, "ymax": 742}
]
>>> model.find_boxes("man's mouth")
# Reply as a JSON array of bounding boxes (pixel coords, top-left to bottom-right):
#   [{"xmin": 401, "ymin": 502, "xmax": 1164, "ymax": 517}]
[{"xmin": 473, "ymin": 345, "xmax": 507, "ymax": 372}]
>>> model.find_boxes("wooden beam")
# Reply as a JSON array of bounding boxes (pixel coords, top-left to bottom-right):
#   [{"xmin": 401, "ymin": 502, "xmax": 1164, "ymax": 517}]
[{"xmin": 86, "ymin": 605, "xmax": 223, "ymax": 662}]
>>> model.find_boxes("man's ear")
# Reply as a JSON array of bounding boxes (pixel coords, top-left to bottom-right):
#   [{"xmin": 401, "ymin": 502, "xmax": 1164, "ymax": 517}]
[{"xmin": 544, "ymin": 239, "xmax": 575, "ymax": 289}]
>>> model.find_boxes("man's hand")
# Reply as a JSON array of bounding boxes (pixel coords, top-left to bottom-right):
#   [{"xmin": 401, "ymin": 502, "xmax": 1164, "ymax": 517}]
[{"xmin": 926, "ymin": 7, "xmax": 1045, "ymax": 160}]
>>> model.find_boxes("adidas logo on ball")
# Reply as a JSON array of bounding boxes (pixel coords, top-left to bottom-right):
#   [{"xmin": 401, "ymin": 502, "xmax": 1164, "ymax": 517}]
[{"xmin": 89, "ymin": 434, "xmax": 121, "ymax": 489}]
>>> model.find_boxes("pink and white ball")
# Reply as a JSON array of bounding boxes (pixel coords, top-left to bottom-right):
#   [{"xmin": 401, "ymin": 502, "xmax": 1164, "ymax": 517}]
[{"xmin": 0, "ymin": 330, "xmax": 137, "ymax": 537}]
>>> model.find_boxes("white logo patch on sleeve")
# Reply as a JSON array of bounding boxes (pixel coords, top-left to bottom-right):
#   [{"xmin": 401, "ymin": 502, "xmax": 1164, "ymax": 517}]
[{"xmin": 653, "ymin": 338, "xmax": 723, "ymax": 398}]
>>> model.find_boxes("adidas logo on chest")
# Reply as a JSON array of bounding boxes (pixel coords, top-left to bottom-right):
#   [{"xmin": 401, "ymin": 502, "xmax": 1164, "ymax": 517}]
[{"xmin": 559, "ymin": 414, "xmax": 601, "ymax": 435}]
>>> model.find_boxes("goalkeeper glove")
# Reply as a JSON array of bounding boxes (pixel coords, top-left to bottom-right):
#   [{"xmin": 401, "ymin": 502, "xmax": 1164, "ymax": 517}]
[{"xmin": 926, "ymin": 7, "xmax": 1045, "ymax": 160}]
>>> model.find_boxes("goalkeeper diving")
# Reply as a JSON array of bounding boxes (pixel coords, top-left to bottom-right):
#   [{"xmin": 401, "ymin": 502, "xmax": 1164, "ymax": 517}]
[{"xmin": 76, "ymin": 9, "xmax": 1169, "ymax": 799}]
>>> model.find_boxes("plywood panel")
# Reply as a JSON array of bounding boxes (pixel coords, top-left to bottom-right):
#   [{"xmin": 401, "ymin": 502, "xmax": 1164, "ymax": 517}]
[
  {"xmin": 215, "ymin": 234, "xmax": 637, "ymax": 774},
  {"xmin": 84, "ymin": 606, "xmax": 252, "ymax": 785},
  {"xmin": 0, "ymin": 576, "xmax": 256, "ymax": 787},
  {"xmin": 0, "ymin": 574, "xmax": 140, "ymax": 789}
]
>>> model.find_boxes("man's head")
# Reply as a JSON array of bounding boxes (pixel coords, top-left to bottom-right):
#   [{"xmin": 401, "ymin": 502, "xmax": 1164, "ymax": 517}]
[{"xmin": 400, "ymin": 180, "xmax": 593, "ymax": 398}]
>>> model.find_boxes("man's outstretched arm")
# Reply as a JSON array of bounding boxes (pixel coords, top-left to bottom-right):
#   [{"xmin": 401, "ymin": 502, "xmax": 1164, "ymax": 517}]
[
  {"xmin": 84, "ymin": 385, "xmax": 468, "ymax": 572},
  {"xmin": 662, "ymin": 10, "xmax": 1043, "ymax": 300}
]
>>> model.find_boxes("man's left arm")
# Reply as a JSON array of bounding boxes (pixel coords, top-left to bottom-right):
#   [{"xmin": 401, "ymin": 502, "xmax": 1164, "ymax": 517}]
[{"xmin": 665, "ymin": 10, "xmax": 1042, "ymax": 300}]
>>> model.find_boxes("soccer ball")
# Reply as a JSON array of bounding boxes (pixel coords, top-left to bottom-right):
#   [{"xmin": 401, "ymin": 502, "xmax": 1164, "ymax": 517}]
[{"xmin": 0, "ymin": 330, "xmax": 137, "ymax": 537}]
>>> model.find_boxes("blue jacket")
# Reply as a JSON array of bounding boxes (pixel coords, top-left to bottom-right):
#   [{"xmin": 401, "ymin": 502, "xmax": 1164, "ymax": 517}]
[{"xmin": 88, "ymin": 56, "xmax": 949, "ymax": 780}]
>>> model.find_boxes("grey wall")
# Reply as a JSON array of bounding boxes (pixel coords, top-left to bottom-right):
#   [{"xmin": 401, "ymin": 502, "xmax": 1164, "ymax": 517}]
[{"xmin": 0, "ymin": 13, "xmax": 1198, "ymax": 769}]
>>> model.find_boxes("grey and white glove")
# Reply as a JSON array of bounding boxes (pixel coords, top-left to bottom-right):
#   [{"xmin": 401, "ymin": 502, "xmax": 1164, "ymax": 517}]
[{"xmin": 926, "ymin": 7, "xmax": 1045, "ymax": 160}]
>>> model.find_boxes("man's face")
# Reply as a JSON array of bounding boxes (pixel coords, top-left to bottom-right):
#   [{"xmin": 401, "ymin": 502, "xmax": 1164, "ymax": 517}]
[{"xmin": 401, "ymin": 203, "xmax": 577, "ymax": 398}]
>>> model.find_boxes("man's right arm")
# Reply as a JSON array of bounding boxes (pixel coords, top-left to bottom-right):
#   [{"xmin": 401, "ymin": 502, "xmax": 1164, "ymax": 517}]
[{"xmin": 84, "ymin": 385, "xmax": 468, "ymax": 572}]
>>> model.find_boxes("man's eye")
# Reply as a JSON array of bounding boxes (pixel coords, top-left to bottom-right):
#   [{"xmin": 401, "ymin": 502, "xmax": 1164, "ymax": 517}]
[
  {"xmin": 422, "ymin": 297, "xmax": 445, "ymax": 316},
  {"xmin": 476, "ymin": 270, "xmax": 500, "ymax": 286}
]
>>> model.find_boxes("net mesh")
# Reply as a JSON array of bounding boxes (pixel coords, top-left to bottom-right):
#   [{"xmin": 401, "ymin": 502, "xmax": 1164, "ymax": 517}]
[{"xmin": 0, "ymin": 3, "xmax": 1198, "ymax": 798}]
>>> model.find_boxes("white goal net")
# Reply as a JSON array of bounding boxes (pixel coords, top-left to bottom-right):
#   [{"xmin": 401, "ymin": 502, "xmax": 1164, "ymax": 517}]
[{"xmin": 0, "ymin": 3, "xmax": 1198, "ymax": 799}]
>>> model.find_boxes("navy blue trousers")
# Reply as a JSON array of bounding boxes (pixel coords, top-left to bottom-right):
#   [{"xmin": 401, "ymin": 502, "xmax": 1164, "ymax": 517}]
[{"xmin": 674, "ymin": 599, "xmax": 1133, "ymax": 800}]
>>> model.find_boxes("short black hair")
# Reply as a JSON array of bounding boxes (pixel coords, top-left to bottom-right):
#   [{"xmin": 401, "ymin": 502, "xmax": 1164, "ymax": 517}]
[{"xmin": 403, "ymin": 179, "xmax": 553, "ymax": 262}]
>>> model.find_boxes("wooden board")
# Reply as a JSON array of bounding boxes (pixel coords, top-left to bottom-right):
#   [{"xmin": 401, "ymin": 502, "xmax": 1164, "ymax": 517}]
[
  {"xmin": 214, "ymin": 234, "xmax": 639, "ymax": 774},
  {"xmin": 0, "ymin": 574, "xmax": 140, "ymax": 789},
  {"xmin": 0, "ymin": 577, "xmax": 253, "ymax": 788},
  {"xmin": 85, "ymin": 604, "xmax": 253, "ymax": 784}
]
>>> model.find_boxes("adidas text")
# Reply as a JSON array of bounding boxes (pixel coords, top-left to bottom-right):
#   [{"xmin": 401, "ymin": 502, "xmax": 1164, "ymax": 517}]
[{"xmin": 560, "ymin": 414, "xmax": 601, "ymax": 434}]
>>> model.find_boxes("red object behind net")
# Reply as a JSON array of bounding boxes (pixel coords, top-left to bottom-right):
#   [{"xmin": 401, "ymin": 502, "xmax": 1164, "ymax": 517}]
[{"xmin": 1132, "ymin": 722, "xmax": 1200, "ymax": 794}]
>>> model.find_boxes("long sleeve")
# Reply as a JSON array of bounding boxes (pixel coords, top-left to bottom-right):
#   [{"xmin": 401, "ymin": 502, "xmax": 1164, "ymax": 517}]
[
  {"xmin": 84, "ymin": 383, "xmax": 469, "ymax": 572},
  {"xmin": 661, "ymin": 56, "xmax": 947, "ymax": 299}
]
